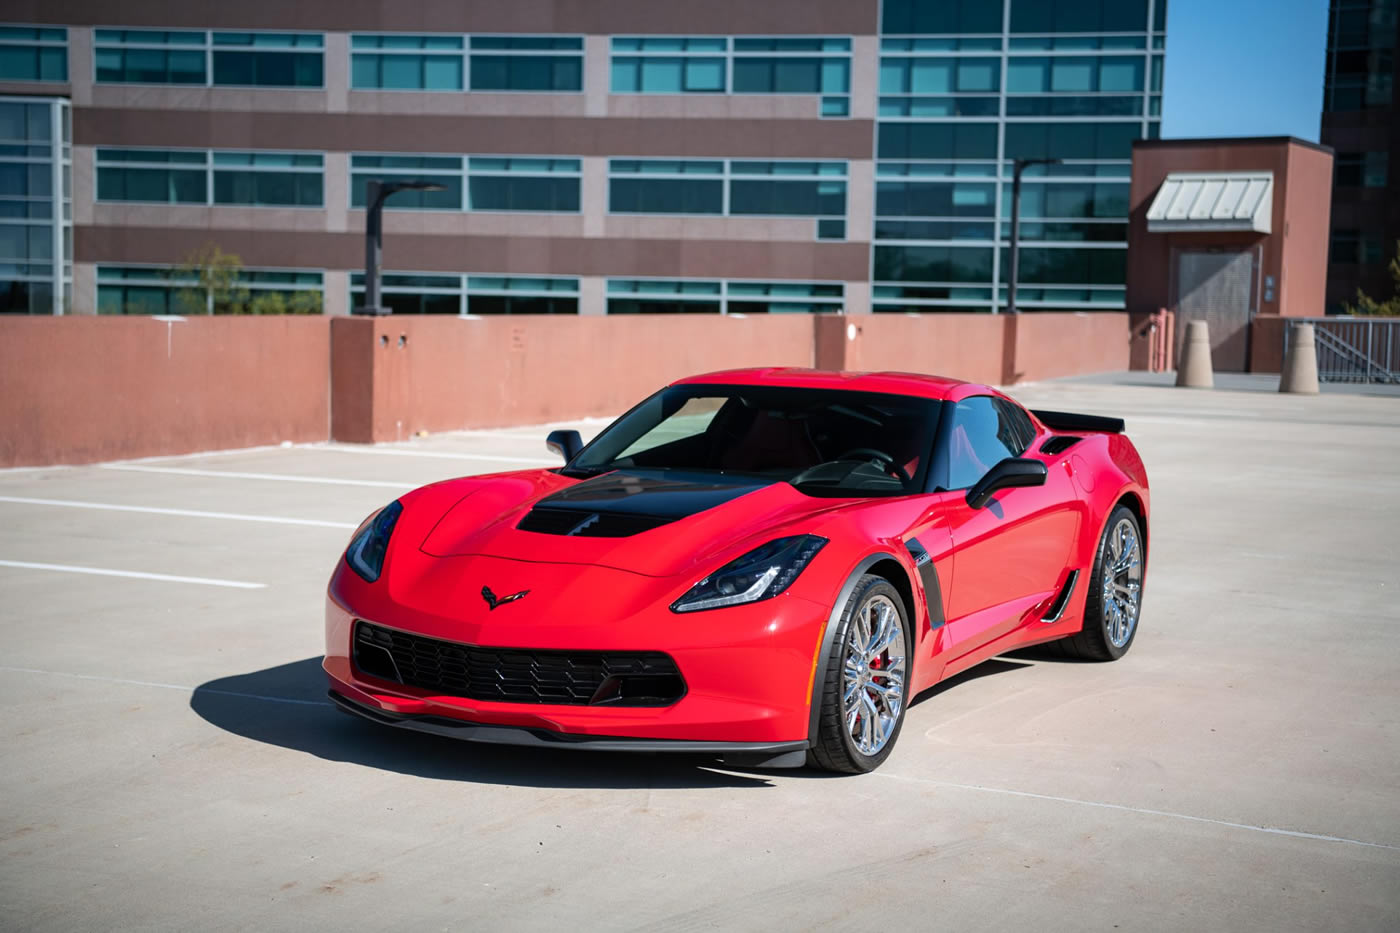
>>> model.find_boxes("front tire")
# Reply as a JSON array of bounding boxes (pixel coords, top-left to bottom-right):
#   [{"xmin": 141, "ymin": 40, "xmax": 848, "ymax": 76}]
[
  {"xmin": 1056, "ymin": 504, "xmax": 1144, "ymax": 661},
  {"xmin": 810, "ymin": 575, "xmax": 911, "ymax": 773}
]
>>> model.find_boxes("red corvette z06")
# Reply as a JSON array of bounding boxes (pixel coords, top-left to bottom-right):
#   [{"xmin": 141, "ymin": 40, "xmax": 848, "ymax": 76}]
[{"xmin": 325, "ymin": 369, "xmax": 1149, "ymax": 773}]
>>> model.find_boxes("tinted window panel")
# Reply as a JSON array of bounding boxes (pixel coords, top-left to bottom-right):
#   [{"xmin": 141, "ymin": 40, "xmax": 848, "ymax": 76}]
[
  {"xmin": 946, "ymin": 396, "xmax": 1022, "ymax": 489},
  {"xmin": 609, "ymin": 178, "xmax": 723, "ymax": 213}
]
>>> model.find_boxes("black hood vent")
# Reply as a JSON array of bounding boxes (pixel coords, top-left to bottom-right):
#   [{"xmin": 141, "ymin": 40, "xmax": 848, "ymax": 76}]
[
  {"xmin": 517, "ymin": 507, "xmax": 674, "ymax": 538},
  {"xmin": 517, "ymin": 469, "xmax": 773, "ymax": 538}
]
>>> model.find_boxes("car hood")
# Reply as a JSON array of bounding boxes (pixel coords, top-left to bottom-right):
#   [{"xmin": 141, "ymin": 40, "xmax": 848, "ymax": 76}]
[{"xmin": 415, "ymin": 468, "xmax": 840, "ymax": 579}]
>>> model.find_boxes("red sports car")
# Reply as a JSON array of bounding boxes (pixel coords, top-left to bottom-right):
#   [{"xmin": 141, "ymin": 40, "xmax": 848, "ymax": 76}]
[{"xmin": 325, "ymin": 368, "xmax": 1148, "ymax": 773}]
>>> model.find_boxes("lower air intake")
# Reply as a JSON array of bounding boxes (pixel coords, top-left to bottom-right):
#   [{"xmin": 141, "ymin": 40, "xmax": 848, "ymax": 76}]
[{"xmin": 353, "ymin": 621, "xmax": 685, "ymax": 707}]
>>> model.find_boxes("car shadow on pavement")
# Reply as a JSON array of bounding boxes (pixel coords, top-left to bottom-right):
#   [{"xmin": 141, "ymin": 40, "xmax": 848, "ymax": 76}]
[
  {"xmin": 908, "ymin": 658, "xmax": 1035, "ymax": 709},
  {"xmin": 189, "ymin": 657, "xmax": 775, "ymax": 789}
]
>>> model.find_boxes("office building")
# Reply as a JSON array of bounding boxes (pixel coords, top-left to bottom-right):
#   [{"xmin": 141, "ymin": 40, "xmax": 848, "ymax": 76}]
[
  {"xmin": 1321, "ymin": 0, "xmax": 1399, "ymax": 312},
  {"xmin": 0, "ymin": 1, "xmax": 1165, "ymax": 316}
]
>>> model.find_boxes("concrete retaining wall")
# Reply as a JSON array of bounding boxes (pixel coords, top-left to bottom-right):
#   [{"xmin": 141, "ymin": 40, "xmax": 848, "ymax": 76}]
[
  {"xmin": 2, "ymin": 312, "xmax": 1133, "ymax": 465},
  {"xmin": 0, "ymin": 317, "xmax": 330, "ymax": 467}
]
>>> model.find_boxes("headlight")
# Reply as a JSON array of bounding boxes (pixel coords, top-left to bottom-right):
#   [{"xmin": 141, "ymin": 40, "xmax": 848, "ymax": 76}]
[
  {"xmin": 670, "ymin": 535, "xmax": 827, "ymax": 613},
  {"xmin": 345, "ymin": 500, "xmax": 403, "ymax": 583}
]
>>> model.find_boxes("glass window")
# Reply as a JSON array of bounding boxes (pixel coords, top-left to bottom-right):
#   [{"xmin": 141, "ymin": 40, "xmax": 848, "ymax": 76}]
[
  {"xmin": 1008, "ymin": 55, "xmax": 1147, "ymax": 94},
  {"xmin": 351, "ymin": 34, "xmax": 464, "ymax": 90},
  {"xmin": 467, "ymin": 157, "xmax": 580, "ymax": 212},
  {"xmin": 1003, "ymin": 182, "xmax": 1128, "ymax": 219},
  {"xmin": 0, "ymin": 26, "xmax": 67, "ymax": 82},
  {"xmin": 467, "ymin": 276, "xmax": 579, "ymax": 314},
  {"xmin": 470, "ymin": 37, "xmax": 583, "ymax": 91},
  {"xmin": 883, "ymin": 0, "xmax": 1004, "ymax": 33},
  {"xmin": 0, "ymin": 97, "xmax": 68, "ymax": 314},
  {"xmin": 350, "ymin": 154, "xmax": 464, "ymax": 210},
  {"xmin": 881, "ymin": 57, "xmax": 1001, "ymax": 94},
  {"xmin": 1099, "ymin": 57, "xmax": 1144, "ymax": 91},
  {"xmin": 609, "ymin": 160, "xmax": 724, "ymax": 214},
  {"xmin": 727, "ymin": 280, "xmax": 844, "ymax": 313},
  {"xmin": 607, "ymin": 278, "xmax": 723, "ymax": 313},
  {"xmin": 98, "ymin": 265, "xmax": 323, "ymax": 315},
  {"xmin": 212, "ymin": 33, "xmax": 324, "ymax": 88},
  {"xmin": 877, "ymin": 181, "xmax": 997, "ymax": 218},
  {"xmin": 1051, "ymin": 57, "xmax": 1096, "ymax": 91},
  {"xmin": 1006, "ymin": 96, "xmax": 1143, "ymax": 116},
  {"xmin": 999, "ymin": 246, "xmax": 1126, "ymax": 285},
  {"xmin": 728, "ymin": 162, "xmax": 845, "ymax": 218},
  {"xmin": 212, "ymin": 151, "xmax": 323, "ymax": 206},
  {"xmin": 1334, "ymin": 152, "xmax": 1389, "ymax": 188},
  {"xmin": 94, "ymin": 30, "xmax": 207, "ymax": 84},
  {"xmin": 873, "ymin": 245, "xmax": 995, "ymax": 283},
  {"xmin": 879, "ymin": 96, "xmax": 1001, "ymax": 117},
  {"xmin": 878, "ymin": 122, "xmax": 999, "ymax": 160},
  {"xmin": 1004, "ymin": 122, "xmax": 1141, "ymax": 161},
  {"xmin": 1329, "ymin": 230, "xmax": 1359, "ymax": 264},
  {"xmin": 731, "ymin": 39, "xmax": 851, "ymax": 102},
  {"xmin": 95, "ymin": 149, "xmax": 208, "ymax": 203},
  {"xmin": 611, "ymin": 37, "xmax": 727, "ymax": 92},
  {"xmin": 1010, "ymin": 0, "xmax": 1150, "ymax": 33},
  {"xmin": 945, "ymin": 396, "xmax": 1025, "ymax": 489}
]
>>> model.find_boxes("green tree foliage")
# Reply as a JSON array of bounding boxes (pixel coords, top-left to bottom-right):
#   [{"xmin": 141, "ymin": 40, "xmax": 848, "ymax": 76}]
[
  {"xmin": 1347, "ymin": 240, "xmax": 1400, "ymax": 317},
  {"xmin": 169, "ymin": 243, "xmax": 323, "ymax": 315}
]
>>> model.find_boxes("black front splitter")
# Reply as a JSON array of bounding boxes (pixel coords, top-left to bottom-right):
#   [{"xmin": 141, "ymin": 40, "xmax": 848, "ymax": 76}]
[{"xmin": 328, "ymin": 691, "xmax": 810, "ymax": 768}]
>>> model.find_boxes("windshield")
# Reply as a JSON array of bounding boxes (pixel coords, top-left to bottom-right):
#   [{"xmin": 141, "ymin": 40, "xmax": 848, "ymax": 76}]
[{"xmin": 565, "ymin": 384, "xmax": 945, "ymax": 497}]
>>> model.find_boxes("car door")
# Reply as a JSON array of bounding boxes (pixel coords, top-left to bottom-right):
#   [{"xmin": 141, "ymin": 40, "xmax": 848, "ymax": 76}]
[{"xmin": 938, "ymin": 395, "xmax": 1080, "ymax": 658}]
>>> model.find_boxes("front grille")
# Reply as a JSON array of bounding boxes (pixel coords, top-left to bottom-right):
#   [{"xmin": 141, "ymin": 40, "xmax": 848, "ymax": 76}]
[
  {"xmin": 353, "ymin": 620, "xmax": 685, "ymax": 707},
  {"xmin": 517, "ymin": 506, "xmax": 674, "ymax": 537}
]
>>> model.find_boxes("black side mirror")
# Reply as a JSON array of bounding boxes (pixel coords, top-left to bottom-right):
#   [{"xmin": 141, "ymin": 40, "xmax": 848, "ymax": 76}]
[
  {"xmin": 966, "ymin": 457, "xmax": 1048, "ymax": 509},
  {"xmin": 546, "ymin": 429, "xmax": 583, "ymax": 462}
]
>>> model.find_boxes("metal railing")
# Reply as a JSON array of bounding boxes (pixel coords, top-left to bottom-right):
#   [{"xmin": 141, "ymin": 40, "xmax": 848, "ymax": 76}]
[{"xmin": 1282, "ymin": 317, "xmax": 1400, "ymax": 384}]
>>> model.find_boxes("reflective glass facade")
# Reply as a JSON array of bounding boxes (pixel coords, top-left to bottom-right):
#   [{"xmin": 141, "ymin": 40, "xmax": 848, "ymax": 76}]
[
  {"xmin": 874, "ymin": 0, "xmax": 1164, "ymax": 311},
  {"xmin": 1322, "ymin": 0, "xmax": 1399, "ymax": 312},
  {"xmin": 0, "ymin": 97, "xmax": 70, "ymax": 314},
  {"xmin": 2, "ymin": 5, "xmax": 1168, "ymax": 316}
]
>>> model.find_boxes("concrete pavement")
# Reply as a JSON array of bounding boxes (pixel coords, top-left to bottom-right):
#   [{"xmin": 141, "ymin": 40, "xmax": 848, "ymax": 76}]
[{"xmin": 2, "ymin": 377, "xmax": 1397, "ymax": 931}]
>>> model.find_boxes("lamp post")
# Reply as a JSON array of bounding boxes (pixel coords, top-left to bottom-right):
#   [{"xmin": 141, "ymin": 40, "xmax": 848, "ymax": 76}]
[
  {"xmin": 1006, "ymin": 157, "xmax": 1062, "ymax": 314},
  {"xmin": 356, "ymin": 179, "xmax": 447, "ymax": 315}
]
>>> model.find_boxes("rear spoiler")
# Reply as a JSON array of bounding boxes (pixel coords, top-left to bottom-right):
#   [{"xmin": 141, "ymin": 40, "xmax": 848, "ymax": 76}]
[{"xmin": 1031, "ymin": 409, "xmax": 1125, "ymax": 434}]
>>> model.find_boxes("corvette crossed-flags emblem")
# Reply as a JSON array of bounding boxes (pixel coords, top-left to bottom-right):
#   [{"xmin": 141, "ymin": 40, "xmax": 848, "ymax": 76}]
[{"xmin": 481, "ymin": 586, "xmax": 530, "ymax": 611}]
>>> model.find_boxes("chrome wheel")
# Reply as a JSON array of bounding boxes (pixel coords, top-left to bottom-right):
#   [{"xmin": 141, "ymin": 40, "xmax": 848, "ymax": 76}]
[
  {"xmin": 1101, "ymin": 517, "xmax": 1142, "ymax": 648},
  {"xmin": 841, "ymin": 594, "xmax": 907, "ymax": 757}
]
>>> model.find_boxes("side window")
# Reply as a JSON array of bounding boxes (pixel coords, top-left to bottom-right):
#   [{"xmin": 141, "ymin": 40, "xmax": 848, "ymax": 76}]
[
  {"xmin": 946, "ymin": 396, "xmax": 1022, "ymax": 489},
  {"xmin": 995, "ymin": 398, "xmax": 1036, "ymax": 454}
]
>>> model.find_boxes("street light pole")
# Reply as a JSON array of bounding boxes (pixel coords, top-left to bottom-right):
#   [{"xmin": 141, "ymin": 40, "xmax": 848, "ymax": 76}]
[
  {"xmin": 356, "ymin": 179, "xmax": 447, "ymax": 315},
  {"xmin": 1007, "ymin": 157, "xmax": 1062, "ymax": 314}
]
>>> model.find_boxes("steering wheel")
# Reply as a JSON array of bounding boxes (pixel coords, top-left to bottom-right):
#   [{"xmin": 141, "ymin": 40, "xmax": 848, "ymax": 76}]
[{"xmin": 836, "ymin": 448, "xmax": 911, "ymax": 484}]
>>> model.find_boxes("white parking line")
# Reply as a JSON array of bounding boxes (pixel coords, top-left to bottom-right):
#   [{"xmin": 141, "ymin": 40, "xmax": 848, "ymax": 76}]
[
  {"xmin": 875, "ymin": 772, "xmax": 1400, "ymax": 852},
  {"xmin": 101, "ymin": 464, "xmax": 412, "ymax": 488},
  {"xmin": 0, "ymin": 495, "xmax": 356, "ymax": 529},
  {"xmin": 0, "ymin": 560, "xmax": 266, "ymax": 589},
  {"xmin": 323, "ymin": 446, "xmax": 555, "ymax": 465},
  {"xmin": 0, "ymin": 666, "xmax": 327, "ymax": 705}
]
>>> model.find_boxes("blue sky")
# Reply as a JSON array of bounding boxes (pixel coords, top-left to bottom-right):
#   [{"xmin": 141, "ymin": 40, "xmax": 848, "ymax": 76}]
[{"xmin": 1161, "ymin": 0, "xmax": 1330, "ymax": 141}]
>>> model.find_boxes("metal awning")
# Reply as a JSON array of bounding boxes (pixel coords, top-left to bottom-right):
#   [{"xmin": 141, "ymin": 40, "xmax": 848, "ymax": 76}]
[{"xmin": 1145, "ymin": 171, "xmax": 1274, "ymax": 234}]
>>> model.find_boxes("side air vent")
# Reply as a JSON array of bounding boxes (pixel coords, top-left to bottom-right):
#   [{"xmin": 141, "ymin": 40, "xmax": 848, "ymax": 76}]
[
  {"xmin": 517, "ymin": 506, "xmax": 674, "ymax": 538},
  {"xmin": 1040, "ymin": 435, "xmax": 1082, "ymax": 455},
  {"xmin": 1041, "ymin": 570, "xmax": 1079, "ymax": 623}
]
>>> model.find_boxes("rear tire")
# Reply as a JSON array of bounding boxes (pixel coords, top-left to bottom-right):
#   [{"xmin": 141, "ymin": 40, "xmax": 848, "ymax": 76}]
[
  {"xmin": 1055, "ymin": 504, "xmax": 1144, "ymax": 661},
  {"xmin": 809, "ymin": 576, "xmax": 911, "ymax": 774}
]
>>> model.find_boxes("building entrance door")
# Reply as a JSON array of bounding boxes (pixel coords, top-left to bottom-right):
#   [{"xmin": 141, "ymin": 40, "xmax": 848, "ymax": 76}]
[{"xmin": 1173, "ymin": 248, "xmax": 1258, "ymax": 372}]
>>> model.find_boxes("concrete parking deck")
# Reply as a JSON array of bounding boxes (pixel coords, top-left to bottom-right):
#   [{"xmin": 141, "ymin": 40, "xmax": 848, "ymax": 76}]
[{"xmin": 2, "ymin": 377, "xmax": 1398, "ymax": 931}]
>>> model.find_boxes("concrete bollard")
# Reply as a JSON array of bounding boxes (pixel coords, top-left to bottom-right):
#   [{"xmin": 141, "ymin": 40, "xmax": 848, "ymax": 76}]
[
  {"xmin": 1279, "ymin": 322, "xmax": 1320, "ymax": 394},
  {"xmin": 1175, "ymin": 319, "xmax": 1214, "ymax": 388}
]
